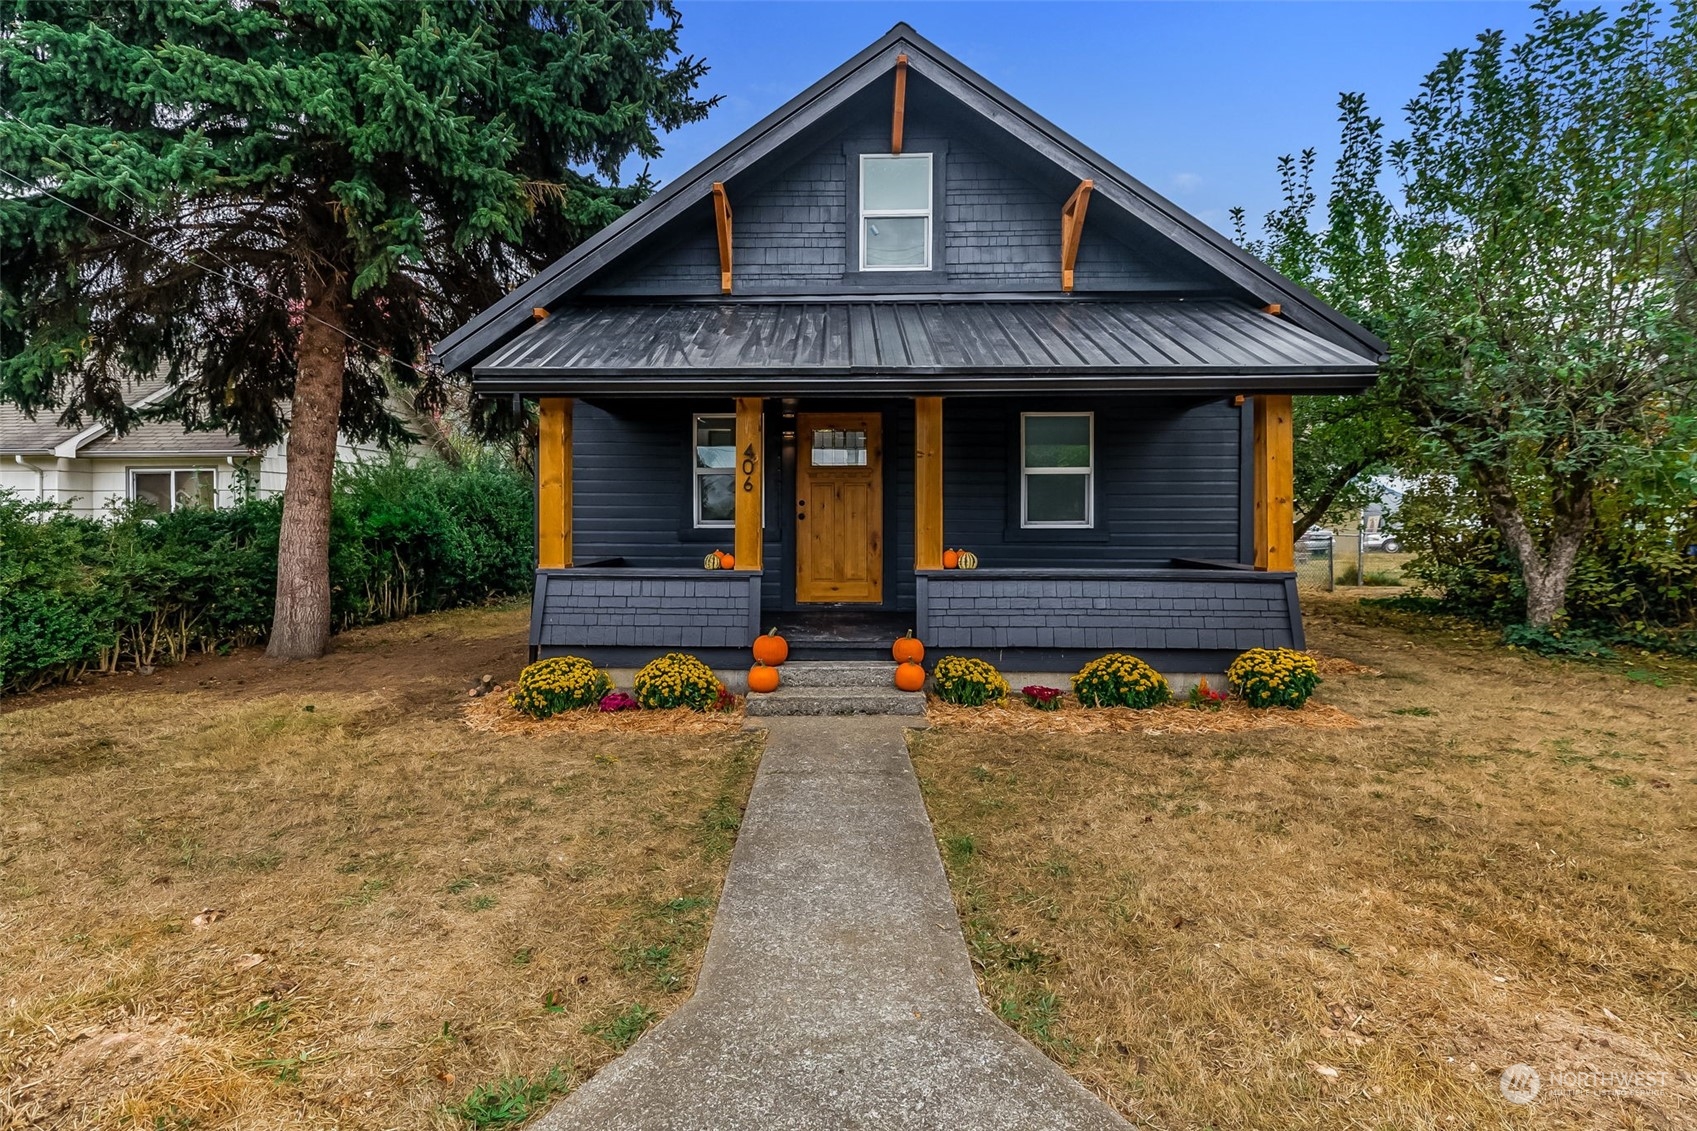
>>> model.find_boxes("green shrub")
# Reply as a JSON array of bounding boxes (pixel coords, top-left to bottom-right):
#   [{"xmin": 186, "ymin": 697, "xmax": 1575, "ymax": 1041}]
[
  {"xmin": 632, "ymin": 653, "xmax": 722, "ymax": 711},
  {"xmin": 508, "ymin": 656, "xmax": 612, "ymax": 718},
  {"xmin": 931, "ymin": 656, "xmax": 1009, "ymax": 706},
  {"xmin": 1071, "ymin": 653, "xmax": 1170, "ymax": 709},
  {"xmin": 0, "ymin": 453, "xmax": 533, "ymax": 692},
  {"xmin": 1227, "ymin": 647, "xmax": 1321, "ymax": 709},
  {"xmin": 1500, "ymin": 623, "xmax": 1617, "ymax": 658}
]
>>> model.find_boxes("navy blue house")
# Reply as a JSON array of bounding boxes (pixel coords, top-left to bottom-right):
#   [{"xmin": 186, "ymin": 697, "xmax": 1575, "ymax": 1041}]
[{"xmin": 436, "ymin": 25, "xmax": 1383, "ymax": 673}]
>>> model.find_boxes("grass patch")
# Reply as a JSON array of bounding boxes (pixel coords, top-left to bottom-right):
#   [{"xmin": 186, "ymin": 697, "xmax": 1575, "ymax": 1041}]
[
  {"xmin": 0, "ymin": 604, "xmax": 758, "ymax": 1129},
  {"xmin": 582, "ymin": 1004, "xmax": 658, "ymax": 1051},
  {"xmin": 448, "ymin": 1065, "xmax": 572, "ymax": 1128},
  {"xmin": 913, "ymin": 593, "xmax": 1697, "ymax": 1129},
  {"xmin": 616, "ymin": 896, "xmax": 713, "ymax": 993}
]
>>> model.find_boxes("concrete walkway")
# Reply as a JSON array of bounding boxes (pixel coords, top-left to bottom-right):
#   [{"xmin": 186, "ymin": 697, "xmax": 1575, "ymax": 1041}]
[{"xmin": 533, "ymin": 716, "xmax": 1129, "ymax": 1130}]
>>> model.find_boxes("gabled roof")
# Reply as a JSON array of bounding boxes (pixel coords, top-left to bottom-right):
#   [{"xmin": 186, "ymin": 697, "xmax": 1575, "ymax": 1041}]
[
  {"xmin": 0, "ymin": 377, "xmax": 252, "ymax": 458},
  {"xmin": 435, "ymin": 22, "xmax": 1386, "ymax": 375}
]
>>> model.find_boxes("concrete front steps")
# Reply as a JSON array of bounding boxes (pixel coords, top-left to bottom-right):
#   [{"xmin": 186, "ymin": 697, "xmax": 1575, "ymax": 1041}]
[{"xmin": 745, "ymin": 661, "xmax": 924, "ymax": 716}]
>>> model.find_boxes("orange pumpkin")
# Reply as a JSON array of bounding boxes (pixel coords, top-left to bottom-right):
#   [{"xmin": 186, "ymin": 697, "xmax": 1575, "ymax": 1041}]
[
  {"xmin": 747, "ymin": 662, "xmax": 780, "ymax": 694},
  {"xmin": 942, "ymin": 548, "xmax": 960, "ymax": 569},
  {"xmin": 894, "ymin": 660, "xmax": 926, "ymax": 692},
  {"xmin": 891, "ymin": 629, "xmax": 925, "ymax": 664},
  {"xmin": 752, "ymin": 627, "xmax": 789, "ymax": 666},
  {"xmin": 717, "ymin": 550, "xmax": 736, "ymax": 570}
]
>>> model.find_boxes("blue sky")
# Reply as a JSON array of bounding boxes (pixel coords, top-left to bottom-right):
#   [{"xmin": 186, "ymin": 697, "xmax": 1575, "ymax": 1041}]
[{"xmin": 641, "ymin": 1, "xmax": 1556, "ymax": 238}]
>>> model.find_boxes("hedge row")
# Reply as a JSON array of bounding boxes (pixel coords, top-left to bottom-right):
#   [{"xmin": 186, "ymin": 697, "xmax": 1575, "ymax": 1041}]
[{"xmin": 0, "ymin": 455, "xmax": 534, "ymax": 692}]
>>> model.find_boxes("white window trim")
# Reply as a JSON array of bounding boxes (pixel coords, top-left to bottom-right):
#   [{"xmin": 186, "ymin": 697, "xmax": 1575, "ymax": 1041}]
[
  {"xmin": 1020, "ymin": 412, "xmax": 1095, "ymax": 529},
  {"xmin": 129, "ymin": 467, "xmax": 217, "ymax": 513},
  {"xmin": 859, "ymin": 152, "xmax": 933, "ymax": 272},
  {"xmin": 692, "ymin": 413, "xmax": 737, "ymax": 528}
]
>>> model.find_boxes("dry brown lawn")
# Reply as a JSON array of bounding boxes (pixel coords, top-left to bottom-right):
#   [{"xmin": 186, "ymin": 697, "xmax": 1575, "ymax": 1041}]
[
  {"xmin": 913, "ymin": 593, "xmax": 1697, "ymax": 1130},
  {"xmin": 0, "ymin": 604, "xmax": 758, "ymax": 1130}
]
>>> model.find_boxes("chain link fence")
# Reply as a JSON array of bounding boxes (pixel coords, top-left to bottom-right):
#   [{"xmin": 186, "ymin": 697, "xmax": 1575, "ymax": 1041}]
[
  {"xmin": 1297, "ymin": 532, "xmax": 1413, "ymax": 589},
  {"xmin": 1295, "ymin": 533, "xmax": 1336, "ymax": 590}
]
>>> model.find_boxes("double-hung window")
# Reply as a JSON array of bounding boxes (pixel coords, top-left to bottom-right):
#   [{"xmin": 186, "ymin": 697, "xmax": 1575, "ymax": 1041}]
[
  {"xmin": 692, "ymin": 414, "xmax": 736, "ymax": 527},
  {"xmin": 1020, "ymin": 413, "xmax": 1094, "ymax": 527},
  {"xmin": 131, "ymin": 468, "xmax": 215, "ymax": 512},
  {"xmin": 860, "ymin": 153, "xmax": 932, "ymax": 270}
]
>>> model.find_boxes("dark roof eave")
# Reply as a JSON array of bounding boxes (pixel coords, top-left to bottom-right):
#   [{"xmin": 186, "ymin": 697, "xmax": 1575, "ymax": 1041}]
[{"xmin": 468, "ymin": 367, "xmax": 1378, "ymax": 397}]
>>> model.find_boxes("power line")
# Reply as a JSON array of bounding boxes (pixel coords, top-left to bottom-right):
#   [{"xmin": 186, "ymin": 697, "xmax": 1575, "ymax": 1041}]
[{"xmin": 0, "ymin": 164, "xmax": 436, "ymax": 381}]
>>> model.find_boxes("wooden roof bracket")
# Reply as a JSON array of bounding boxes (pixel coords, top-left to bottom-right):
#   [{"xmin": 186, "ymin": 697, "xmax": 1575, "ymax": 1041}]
[
  {"xmin": 891, "ymin": 53, "xmax": 909, "ymax": 154},
  {"xmin": 712, "ymin": 182, "xmax": 733, "ymax": 294},
  {"xmin": 1262, "ymin": 303, "xmax": 1283, "ymax": 316},
  {"xmin": 1060, "ymin": 178, "xmax": 1094, "ymax": 292}
]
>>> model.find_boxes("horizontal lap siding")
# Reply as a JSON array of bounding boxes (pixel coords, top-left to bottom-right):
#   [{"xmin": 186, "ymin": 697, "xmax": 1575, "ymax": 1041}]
[
  {"xmin": 574, "ymin": 400, "xmax": 781, "ymax": 575},
  {"xmin": 920, "ymin": 574, "xmax": 1299, "ymax": 653},
  {"xmin": 943, "ymin": 396, "xmax": 1242, "ymax": 567},
  {"xmin": 574, "ymin": 400, "xmax": 697, "ymax": 567}
]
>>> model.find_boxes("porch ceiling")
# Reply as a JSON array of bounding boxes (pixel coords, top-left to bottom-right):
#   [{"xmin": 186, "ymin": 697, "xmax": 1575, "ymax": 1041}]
[{"xmin": 470, "ymin": 297, "xmax": 1380, "ymax": 396}]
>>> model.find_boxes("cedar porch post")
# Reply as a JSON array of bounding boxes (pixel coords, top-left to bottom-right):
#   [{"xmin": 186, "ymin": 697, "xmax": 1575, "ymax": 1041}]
[
  {"xmin": 537, "ymin": 397, "xmax": 572, "ymax": 569},
  {"xmin": 1252, "ymin": 394, "xmax": 1294, "ymax": 571},
  {"xmin": 734, "ymin": 397, "xmax": 764, "ymax": 570},
  {"xmin": 915, "ymin": 396, "xmax": 944, "ymax": 569}
]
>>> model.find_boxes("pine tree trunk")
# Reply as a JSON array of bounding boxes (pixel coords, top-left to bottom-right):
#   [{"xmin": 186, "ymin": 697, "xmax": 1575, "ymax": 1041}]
[{"xmin": 266, "ymin": 276, "xmax": 349, "ymax": 660}]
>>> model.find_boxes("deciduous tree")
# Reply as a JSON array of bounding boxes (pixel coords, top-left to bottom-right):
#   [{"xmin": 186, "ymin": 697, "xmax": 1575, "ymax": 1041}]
[{"xmin": 1238, "ymin": 0, "xmax": 1697, "ymax": 625}]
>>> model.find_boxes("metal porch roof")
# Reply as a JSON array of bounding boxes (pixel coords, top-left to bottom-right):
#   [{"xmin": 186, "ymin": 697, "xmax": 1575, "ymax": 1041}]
[{"xmin": 471, "ymin": 298, "xmax": 1379, "ymax": 396}]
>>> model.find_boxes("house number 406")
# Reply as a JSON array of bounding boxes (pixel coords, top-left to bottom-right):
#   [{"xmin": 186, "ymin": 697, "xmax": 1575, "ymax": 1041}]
[{"xmin": 741, "ymin": 443, "xmax": 757, "ymax": 492}]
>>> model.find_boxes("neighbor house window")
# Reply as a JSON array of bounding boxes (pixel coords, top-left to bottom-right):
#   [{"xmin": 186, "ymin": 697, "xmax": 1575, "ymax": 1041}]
[
  {"xmin": 860, "ymin": 153, "xmax": 932, "ymax": 270},
  {"xmin": 1021, "ymin": 413, "xmax": 1093, "ymax": 527},
  {"xmin": 693, "ymin": 414, "xmax": 736, "ymax": 527},
  {"xmin": 130, "ymin": 468, "xmax": 215, "ymax": 512}
]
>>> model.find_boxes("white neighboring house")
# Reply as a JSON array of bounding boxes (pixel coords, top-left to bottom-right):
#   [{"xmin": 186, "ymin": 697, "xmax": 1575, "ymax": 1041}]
[{"xmin": 0, "ymin": 379, "xmax": 389, "ymax": 519}]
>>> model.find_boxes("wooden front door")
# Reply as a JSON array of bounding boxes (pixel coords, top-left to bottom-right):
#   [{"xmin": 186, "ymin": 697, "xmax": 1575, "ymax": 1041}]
[{"xmin": 795, "ymin": 412, "xmax": 883, "ymax": 603}]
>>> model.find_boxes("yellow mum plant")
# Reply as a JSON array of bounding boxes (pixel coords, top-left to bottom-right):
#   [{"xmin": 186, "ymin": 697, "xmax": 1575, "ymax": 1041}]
[
  {"xmin": 1072, "ymin": 652, "xmax": 1171, "ymax": 709},
  {"xmin": 509, "ymin": 656, "xmax": 613, "ymax": 719},
  {"xmin": 633, "ymin": 652, "xmax": 723, "ymax": 711},
  {"xmin": 1227, "ymin": 647, "xmax": 1320, "ymax": 709},
  {"xmin": 930, "ymin": 655, "xmax": 1009, "ymax": 706}
]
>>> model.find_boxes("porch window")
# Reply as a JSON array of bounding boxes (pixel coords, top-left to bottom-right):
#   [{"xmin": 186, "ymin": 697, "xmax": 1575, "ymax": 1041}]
[
  {"xmin": 860, "ymin": 153, "xmax": 932, "ymax": 270},
  {"xmin": 1021, "ymin": 413, "xmax": 1094, "ymax": 527},
  {"xmin": 131, "ymin": 468, "xmax": 214, "ymax": 512},
  {"xmin": 692, "ymin": 414, "xmax": 736, "ymax": 527}
]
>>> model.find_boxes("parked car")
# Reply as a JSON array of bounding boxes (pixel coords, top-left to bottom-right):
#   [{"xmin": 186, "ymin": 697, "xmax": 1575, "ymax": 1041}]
[
  {"xmin": 1298, "ymin": 526, "xmax": 1335, "ymax": 548},
  {"xmin": 1363, "ymin": 531, "xmax": 1402, "ymax": 553}
]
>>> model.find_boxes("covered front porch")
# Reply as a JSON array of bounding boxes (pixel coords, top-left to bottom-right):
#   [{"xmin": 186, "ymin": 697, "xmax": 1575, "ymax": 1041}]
[
  {"xmin": 475, "ymin": 294, "xmax": 1373, "ymax": 674},
  {"xmin": 523, "ymin": 385, "xmax": 1307, "ymax": 672}
]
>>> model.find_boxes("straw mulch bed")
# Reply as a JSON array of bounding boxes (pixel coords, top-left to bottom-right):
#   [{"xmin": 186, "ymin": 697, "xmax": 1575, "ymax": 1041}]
[
  {"xmin": 463, "ymin": 688, "xmax": 747, "ymax": 735},
  {"xmin": 925, "ymin": 696, "xmax": 1361, "ymax": 734}
]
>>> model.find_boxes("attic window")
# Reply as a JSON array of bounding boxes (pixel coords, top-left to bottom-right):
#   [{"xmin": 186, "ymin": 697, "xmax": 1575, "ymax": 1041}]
[{"xmin": 860, "ymin": 153, "xmax": 932, "ymax": 270}]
